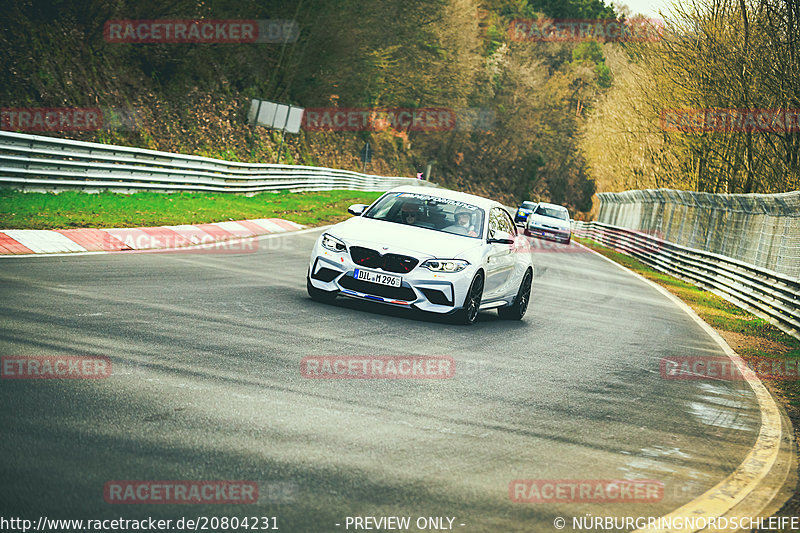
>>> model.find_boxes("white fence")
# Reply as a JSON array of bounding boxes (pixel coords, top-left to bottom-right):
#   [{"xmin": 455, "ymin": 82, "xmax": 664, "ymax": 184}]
[
  {"xmin": 595, "ymin": 189, "xmax": 800, "ymax": 281},
  {"xmin": 0, "ymin": 131, "xmax": 436, "ymax": 194}
]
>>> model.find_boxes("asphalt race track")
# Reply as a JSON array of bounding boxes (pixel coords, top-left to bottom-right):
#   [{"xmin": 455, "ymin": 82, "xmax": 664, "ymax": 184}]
[{"xmin": 0, "ymin": 229, "xmax": 762, "ymax": 531}]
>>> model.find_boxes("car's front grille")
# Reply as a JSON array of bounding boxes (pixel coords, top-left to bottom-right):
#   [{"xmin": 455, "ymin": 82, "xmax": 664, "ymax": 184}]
[
  {"xmin": 349, "ymin": 246, "xmax": 383, "ymax": 268},
  {"xmin": 531, "ymin": 225, "xmax": 563, "ymax": 234},
  {"xmin": 339, "ymin": 276, "xmax": 417, "ymax": 301},
  {"xmin": 349, "ymin": 246, "xmax": 419, "ymax": 274}
]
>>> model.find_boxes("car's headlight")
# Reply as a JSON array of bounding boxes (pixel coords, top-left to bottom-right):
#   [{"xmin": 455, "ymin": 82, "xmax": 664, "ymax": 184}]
[
  {"xmin": 321, "ymin": 233, "xmax": 347, "ymax": 253},
  {"xmin": 421, "ymin": 259, "xmax": 470, "ymax": 273}
]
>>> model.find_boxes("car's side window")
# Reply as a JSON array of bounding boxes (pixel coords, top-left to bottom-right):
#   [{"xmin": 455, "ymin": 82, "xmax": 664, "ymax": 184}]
[
  {"xmin": 498, "ymin": 210, "xmax": 516, "ymax": 236},
  {"xmin": 488, "ymin": 208, "xmax": 502, "ymax": 239}
]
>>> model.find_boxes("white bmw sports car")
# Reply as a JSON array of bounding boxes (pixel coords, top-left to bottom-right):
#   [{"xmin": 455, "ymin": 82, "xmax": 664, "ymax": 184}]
[{"xmin": 306, "ymin": 186, "xmax": 534, "ymax": 325}]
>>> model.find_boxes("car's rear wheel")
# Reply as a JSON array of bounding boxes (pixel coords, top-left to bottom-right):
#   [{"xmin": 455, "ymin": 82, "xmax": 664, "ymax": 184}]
[
  {"xmin": 454, "ymin": 272, "xmax": 484, "ymax": 325},
  {"xmin": 307, "ymin": 274, "xmax": 338, "ymax": 304},
  {"xmin": 498, "ymin": 268, "xmax": 532, "ymax": 320}
]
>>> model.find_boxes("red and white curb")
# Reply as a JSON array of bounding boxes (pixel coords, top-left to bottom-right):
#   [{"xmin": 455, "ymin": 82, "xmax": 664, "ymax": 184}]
[{"xmin": 0, "ymin": 218, "xmax": 305, "ymax": 255}]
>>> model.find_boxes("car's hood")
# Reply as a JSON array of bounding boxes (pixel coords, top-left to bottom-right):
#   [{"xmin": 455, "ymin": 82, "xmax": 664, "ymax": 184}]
[
  {"xmin": 529, "ymin": 214, "xmax": 570, "ymax": 230},
  {"xmin": 328, "ymin": 216, "xmax": 480, "ymax": 259}
]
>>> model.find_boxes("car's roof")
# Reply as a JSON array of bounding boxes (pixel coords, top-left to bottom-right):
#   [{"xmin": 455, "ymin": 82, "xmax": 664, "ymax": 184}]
[
  {"xmin": 386, "ymin": 186, "xmax": 502, "ymax": 211},
  {"xmin": 535, "ymin": 202, "xmax": 569, "ymax": 211}
]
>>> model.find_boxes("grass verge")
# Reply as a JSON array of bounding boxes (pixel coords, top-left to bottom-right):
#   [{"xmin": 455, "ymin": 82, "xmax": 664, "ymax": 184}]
[{"xmin": 0, "ymin": 189, "xmax": 385, "ymax": 230}]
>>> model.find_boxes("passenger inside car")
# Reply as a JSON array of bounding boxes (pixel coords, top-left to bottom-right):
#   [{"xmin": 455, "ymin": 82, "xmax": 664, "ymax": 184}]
[{"xmin": 444, "ymin": 210, "xmax": 477, "ymax": 237}]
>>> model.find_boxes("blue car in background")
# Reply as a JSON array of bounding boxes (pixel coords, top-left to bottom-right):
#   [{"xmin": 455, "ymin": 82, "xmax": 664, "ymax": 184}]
[{"xmin": 514, "ymin": 201, "xmax": 537, "ymax": 226}]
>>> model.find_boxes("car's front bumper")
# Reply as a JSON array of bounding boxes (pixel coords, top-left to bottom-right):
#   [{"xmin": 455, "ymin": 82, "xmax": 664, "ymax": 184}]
[
  {"xmin": 307, "ymin": 248, "xmax": 474, "ymax": 314},
  {"xmin": 524, "ymin": 225, "xmax": 571, "ymax": 242}
]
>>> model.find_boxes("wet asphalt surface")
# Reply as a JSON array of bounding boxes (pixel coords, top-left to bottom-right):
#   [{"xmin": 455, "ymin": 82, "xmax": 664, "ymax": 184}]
[{"xmin": 0, "ymin": 230, "xmax": 760, "ymax": 531}]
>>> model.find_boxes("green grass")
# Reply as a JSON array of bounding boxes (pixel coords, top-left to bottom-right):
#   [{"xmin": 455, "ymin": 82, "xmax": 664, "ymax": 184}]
[
  {"xmin": 0, "ymin": 189, "xmax": 385, "ymax": 230},
  {"xmin": 576, "ymin": 236, "xmax": 800, "ymax": 405}
]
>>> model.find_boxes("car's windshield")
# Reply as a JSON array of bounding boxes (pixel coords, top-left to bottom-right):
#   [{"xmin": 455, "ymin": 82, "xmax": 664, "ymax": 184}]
[
  {"xmin": 520, "ymin": 202, "xmax": 536, "ymax": 209},
  {"xmin": 534, "ymin": 205, "xmax": 569, "ymax": 221},
  {"xmin": 364, "ymin": 192, "xmax": 485, "ymax": 239}
]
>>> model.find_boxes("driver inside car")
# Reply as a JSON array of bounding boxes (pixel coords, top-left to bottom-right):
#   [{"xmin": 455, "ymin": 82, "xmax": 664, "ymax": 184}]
[{"xmin": 399, "ymin": 201, "xmax": 422, "ymax": 226}]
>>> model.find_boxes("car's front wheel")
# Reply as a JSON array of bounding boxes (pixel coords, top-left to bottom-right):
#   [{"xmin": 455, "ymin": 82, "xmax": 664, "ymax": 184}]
[
  {"xmin": 307, "ymin": 274, "xmax": 338, "ymax": 304},
  {"xmin": 454, "ymin": 272, "xmax": 484, "ymax": 325},
  {"xmin": 498, "ymin": 268, "xmax": 532, "ymax": 320}
]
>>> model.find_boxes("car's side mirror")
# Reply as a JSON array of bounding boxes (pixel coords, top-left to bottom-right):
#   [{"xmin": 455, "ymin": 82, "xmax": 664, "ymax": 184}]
[
  {"xmin": 487, "ymin": 230, "xmax": 514, "ymax": 245},
  {"xmin": 347, "ymin": 204, "xmax": 369, "ymax": 216}
]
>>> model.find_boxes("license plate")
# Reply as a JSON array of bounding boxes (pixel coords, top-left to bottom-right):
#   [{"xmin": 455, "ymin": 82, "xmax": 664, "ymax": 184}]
[{"xmin": 354, "ymin": 268, "xmax": 401, "ymax": 287}]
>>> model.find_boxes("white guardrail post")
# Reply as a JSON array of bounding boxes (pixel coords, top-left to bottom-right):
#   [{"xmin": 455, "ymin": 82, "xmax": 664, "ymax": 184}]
[{"xmin": 0, "ymin": 131, "xmax": 437, "ymax": 194}]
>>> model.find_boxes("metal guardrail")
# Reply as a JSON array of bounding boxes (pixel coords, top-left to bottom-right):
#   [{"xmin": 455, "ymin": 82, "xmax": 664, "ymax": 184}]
[
  {"xmin": 573, "ymin": 220, "xmax": 800, "ymax": 341},
  {"xmin": 0, "ymin": 131, "xmax": 436, "ymax": 193}
]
